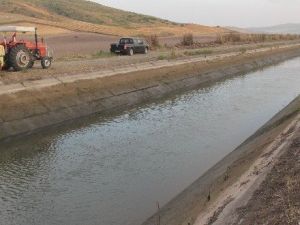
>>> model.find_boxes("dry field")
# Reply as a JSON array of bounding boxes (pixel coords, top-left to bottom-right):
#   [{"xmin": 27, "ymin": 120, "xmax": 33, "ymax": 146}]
[
  {"xmin": 9, "ymin": 30, "xmax": 217, "ymax": 58},
  {"xmin": 45, "ymin": 32, "xmax": 218, "ymax": 58}
]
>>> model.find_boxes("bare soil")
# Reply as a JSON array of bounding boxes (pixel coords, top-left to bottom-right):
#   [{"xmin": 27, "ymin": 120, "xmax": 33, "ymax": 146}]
[
  {"xmin": 46, "ymin": 32, "xmax": 118, "ymax": 57},
  {"xmin": 44, "ymin": 32, "xmax": 217, "ymax": 58}
]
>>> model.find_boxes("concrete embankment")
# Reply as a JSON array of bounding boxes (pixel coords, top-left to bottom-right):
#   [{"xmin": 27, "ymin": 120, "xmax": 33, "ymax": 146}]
[
  {"xmin": 142, "ymin": 95, "xmax": 300, "ymax": 225},
  {"xmin": 0, "ymin": 45, "xmax": 300, "ymax": 141}
]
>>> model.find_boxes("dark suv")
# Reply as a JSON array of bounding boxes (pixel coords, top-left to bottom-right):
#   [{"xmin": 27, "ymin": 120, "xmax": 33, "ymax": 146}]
[{"xmin": 110, "ymin": 37, "xmax": 149, "ymax": 56}]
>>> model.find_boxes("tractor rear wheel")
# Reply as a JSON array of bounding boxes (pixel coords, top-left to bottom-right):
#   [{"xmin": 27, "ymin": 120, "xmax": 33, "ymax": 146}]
[
  {"xmin": 41, "ymin": 57, "xmax": 52, "ymax": 69},
  {"xmin": 8, "ymin": 45, "xmax": 33, "ymax": 71}
]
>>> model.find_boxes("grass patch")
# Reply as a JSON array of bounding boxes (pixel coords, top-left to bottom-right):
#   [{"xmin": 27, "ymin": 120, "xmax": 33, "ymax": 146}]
[
  {"xmin": 184, "ymin": 49, "xmax": 213, "ymax": 56},
  {"xmin": 157, "ymin": 55, "xmax": 168, "ymax": 60},
  {"xmin": 92, "ymin": 51, "xmax": 114, "ymax": 58},
  {"xmin": 239, "ymin": 47, "xmax": 247, "ymax": 54},
  {"xmin": 157, "ymin": 49, "xmax": 184, "ymax": 60}
]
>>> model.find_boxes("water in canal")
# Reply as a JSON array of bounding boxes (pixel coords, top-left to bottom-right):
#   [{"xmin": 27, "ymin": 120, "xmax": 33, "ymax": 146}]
[{"xmin": 1, "ymin": 58, "xmax": 300, "ymax": 225}]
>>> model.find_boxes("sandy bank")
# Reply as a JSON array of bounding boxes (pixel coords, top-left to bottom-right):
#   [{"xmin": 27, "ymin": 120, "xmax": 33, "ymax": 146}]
[
  {"xmin": 0, "ymin": 45, "xmax": 300, "ymax": 141},
  {"xmin": 141, "ymin": 95, "xmax": 300, "ymax": 225}
]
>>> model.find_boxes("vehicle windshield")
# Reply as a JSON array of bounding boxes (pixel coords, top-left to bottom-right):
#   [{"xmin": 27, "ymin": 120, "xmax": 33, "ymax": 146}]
[{"xmin": 119, "ymin": 38, "xmax": 133, "ymax": 44}]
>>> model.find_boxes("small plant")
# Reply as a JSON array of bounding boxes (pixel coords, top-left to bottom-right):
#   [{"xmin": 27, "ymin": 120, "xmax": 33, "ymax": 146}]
[
  {"xmin": 157, "ymin": 55, "xmax": 167, "ymax": 60},
  {"xmin": 170, "ymin": 49, "xmax": 177, "ymax": 59}
]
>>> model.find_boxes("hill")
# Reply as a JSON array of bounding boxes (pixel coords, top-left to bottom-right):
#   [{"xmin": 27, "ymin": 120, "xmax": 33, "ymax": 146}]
[
  {"xmin": 225, "ymin": 26, "xmax": 252, "ymax": 34},
  {"xmin": 0, "ymin": 0, "xmax": 227, "ymax": 36},
  {"xmin": 247, "ymin": 23, "xmax": 300, "ymax": 34}
]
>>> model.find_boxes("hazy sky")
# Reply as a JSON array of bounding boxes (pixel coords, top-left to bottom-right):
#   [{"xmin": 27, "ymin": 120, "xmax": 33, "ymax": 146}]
[{"xmin": 92, "ymin": 0, "xmax": 300, "ymax": 27}]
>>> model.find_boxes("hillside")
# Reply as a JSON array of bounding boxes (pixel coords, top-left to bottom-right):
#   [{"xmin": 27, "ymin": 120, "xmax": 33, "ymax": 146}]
[
  {"xmin": 247, "ymin": 23, "xmax": 300, "ymax": 34},
  {"xmin": 0, "ymin": 0, "xmax": 227, "ymax": 36}
]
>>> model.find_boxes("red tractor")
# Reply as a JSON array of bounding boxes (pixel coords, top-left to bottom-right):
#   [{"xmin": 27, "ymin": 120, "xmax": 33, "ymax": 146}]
[{"xmin": 0, "ymin": 26, "xmax": 53, "ymax": 71}]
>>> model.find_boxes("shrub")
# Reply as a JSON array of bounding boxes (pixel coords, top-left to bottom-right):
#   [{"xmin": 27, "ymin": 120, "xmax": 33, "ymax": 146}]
[
  {"xmin": 182, "ymin": 33, "xmax": 194, "ymax": 46},
  {"xmin": 145, "ymin": 35, "xmax": 160, "ymax": 49},
  {"xmin": 215, "ymin": 34, "xmax": 225, "ymax": 44}
]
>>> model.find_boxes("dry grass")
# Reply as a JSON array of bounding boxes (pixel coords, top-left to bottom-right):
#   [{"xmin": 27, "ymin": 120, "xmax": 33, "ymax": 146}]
[
  {"xmin": 215, "ymin": 32, "xmax": 300, "ymax": 44},
  {"xmin": 0, "ymin": 0, "xmax": 228, "ymax": 37}
]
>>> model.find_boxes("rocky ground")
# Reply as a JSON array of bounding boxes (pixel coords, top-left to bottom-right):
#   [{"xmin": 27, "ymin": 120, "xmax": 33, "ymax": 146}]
[{"xmin": 234, "ymin": 129, "xmax": 300, "ymax": 225}]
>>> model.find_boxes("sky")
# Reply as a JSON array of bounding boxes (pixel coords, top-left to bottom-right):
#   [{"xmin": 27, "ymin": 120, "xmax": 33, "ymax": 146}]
[{"xmin": 92, "ymin": 0, "xmax": 300, "ymax": 27}]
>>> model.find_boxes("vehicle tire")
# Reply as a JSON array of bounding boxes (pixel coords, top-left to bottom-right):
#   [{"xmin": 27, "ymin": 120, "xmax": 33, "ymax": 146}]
[
  {"xmin": 144, "ymin": 47, "xmax": 148, "ymax": 54},
  {"xmin": 8, "ymin": 45, "xmax": 32, "ymax": 71},
  {"xmin": 41, "ymin": 57, "xmax": 52, "ymax": 69},
  {"xmin": 3, "ymin": 56, "xmax": 11, "ymax": 70},
  {"xmin": 128, "ymin": 48, "xmax": 134, "ymax": 56}
]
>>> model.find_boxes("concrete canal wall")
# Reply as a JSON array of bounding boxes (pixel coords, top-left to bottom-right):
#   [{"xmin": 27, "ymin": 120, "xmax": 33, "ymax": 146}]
[
  {"xmin": 1, "ymin": 46, "xmax": 300, "ymax": 141},
  {"xmin": 142, "ymin": 95, "xmax": 300, "ymax": 225}
]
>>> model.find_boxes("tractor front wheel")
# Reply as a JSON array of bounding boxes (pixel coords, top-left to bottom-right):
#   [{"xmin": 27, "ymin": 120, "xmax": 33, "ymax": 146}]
[
  {"xmin": 9, "ymin": 45, "xmax": 33, "ymax": 71},
  {"xmin": 41, "ymin": 57, "xmax": 52, "ymax": 69}
]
